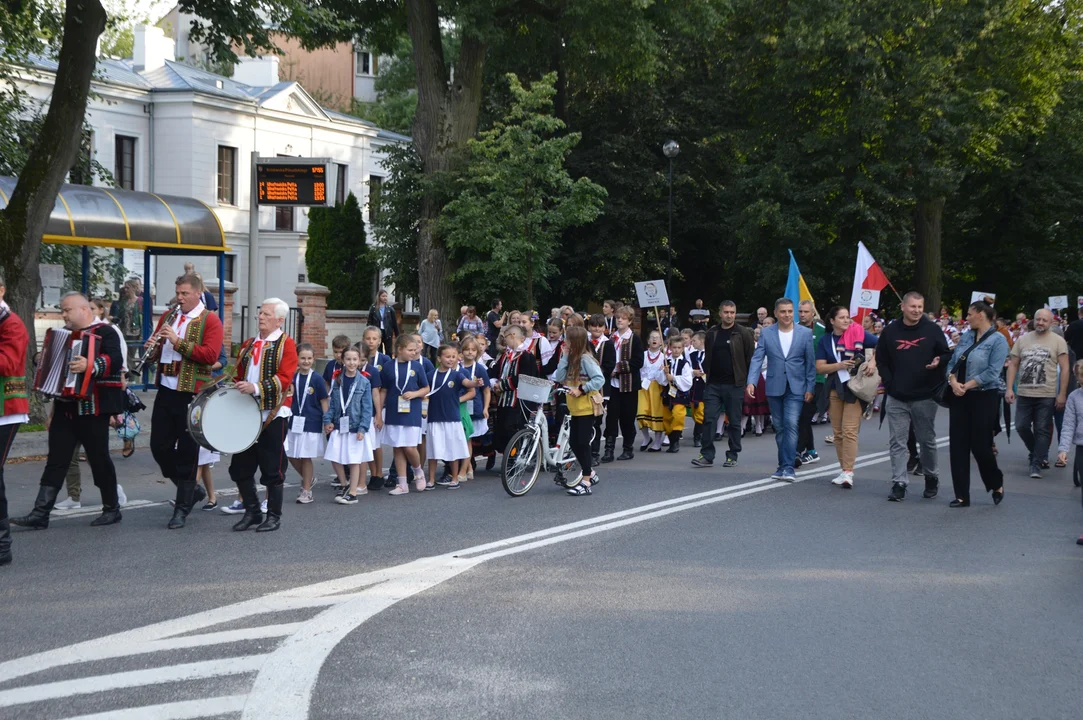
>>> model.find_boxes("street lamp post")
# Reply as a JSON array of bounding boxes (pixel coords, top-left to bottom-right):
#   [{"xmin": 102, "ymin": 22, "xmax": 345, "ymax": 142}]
[{"xmin": 662, "ymin": 140, "xmax": 679, "ymax": 293}]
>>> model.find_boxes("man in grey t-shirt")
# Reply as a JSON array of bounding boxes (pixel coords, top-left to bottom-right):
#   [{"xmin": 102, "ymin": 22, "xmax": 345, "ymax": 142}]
[{"xmin": 1006, "ymin": 308, "xmax": 1069, "ymax": 478}]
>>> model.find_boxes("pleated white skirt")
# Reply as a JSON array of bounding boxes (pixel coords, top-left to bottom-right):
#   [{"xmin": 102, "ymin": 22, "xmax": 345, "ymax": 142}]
[
  {"xmin": 324, "ymin": 425, "xmax": 375, "ymax": 464},
  {"xmin": 286, "ymin": 431, "xmax": 325, "ymax": 460},
  {"xmin": 427, "ymin": 421, "xmax": 471, "ymax": 461},
  {"xmin": 385, "ymin": 424, "xmax": 422, "ymax": 448}
]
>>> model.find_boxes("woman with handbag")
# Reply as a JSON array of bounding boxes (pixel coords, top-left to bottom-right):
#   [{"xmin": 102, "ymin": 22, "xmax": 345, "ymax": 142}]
[
  {"xmin": 815, "ymin": 306, "xmax": 879, "ymax": 489},
  {"xmin": 945, "ymin": 301, "xmax": 1010, "ymax": 507},
  {"xmin": 552, "ymin": 326, "xmax": 606, "ymax": 495}
]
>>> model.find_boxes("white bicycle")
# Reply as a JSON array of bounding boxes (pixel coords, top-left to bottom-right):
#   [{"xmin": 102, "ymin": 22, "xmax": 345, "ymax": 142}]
[{"xmin": 500, "ymin": 377, "xmax": 593, "ymax": 497}]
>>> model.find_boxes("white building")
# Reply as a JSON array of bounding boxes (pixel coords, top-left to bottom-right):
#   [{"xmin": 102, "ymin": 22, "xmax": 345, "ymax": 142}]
[{"xmin": 14, "ymin": 25, "xmax": 408, "ymax": 340}]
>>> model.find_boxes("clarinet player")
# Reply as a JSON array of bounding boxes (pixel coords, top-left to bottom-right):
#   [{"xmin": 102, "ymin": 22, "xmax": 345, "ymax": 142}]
[
  {"xmin": 11, "ymin": 293, "xmax": 125, "ymax": 529},
  {"xmin": 145, "ymin": 273, "xmax": 224, "ymax": 529}
]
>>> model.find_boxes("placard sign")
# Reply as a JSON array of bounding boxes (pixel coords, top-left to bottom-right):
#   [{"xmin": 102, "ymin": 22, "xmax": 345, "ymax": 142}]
[
  {"xmin": 856, "ymin": 289, "xmax": 881, "ymax": 310},
  {"xmin": 970, "ymin": 291, "xmax": 996, "ymax": 306},
  {"xmin": 1049, "ymin": 295, "xmax": 1069, "ymax": 310},
  {"xmin": 634, "ymin": 280, "xmax": 670, "ymax": 308}
]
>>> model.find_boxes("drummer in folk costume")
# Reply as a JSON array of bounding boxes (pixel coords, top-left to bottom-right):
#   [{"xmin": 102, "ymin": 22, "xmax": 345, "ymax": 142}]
[
  {"xmin": 0, "ymin": 275, "xmax": 29, "ymax": 566},
  {"xmin": 12, "ymin": 293, "xmax": 125, "ymax": 530},
  {"xmin": 229, "ymin": 299, "xmax": 298, "ymax": 532},
  {"xmin": 146, "ymin": 273, "xmax": 224, "ymax": 530}
]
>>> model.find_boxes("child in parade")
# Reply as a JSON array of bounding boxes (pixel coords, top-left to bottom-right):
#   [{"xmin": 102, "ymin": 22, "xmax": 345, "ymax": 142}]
[
  {"xmin": 380, "ymin": 335, "xmax": 431, "ymax": 495},
  {"xmin": 587, "ymin": 314, "xmax": 616, "ymax": 465},
  {"xmin": 601, "ymin": 299, "xmax": 617, "ymax": 336},
  {"xmin": 427, "ymin": 344, "xmax": 476, "ymax": 489},
  {"xmin": 553, "ymin": 326, "xmax": 606, "ymax": 495},
  {"xmin": 492, "ymin": 324, "xmax": 541, "ymax": 452},
  {"xmin": 323, "ymin": 347, "xmax": 374, "ymax": 505},
  {"xmin": 323, "ymin": 334, "xmax": 351, "ymax": 385},
  {"xmin": 637, "ymin": 330, "xmax": 667, "ymax": 452},
  {"xmin": 689, "ymin": 331, "xmax": 707, "ymax": 447},
  {"xmin": 1057, "ymin": 362, "xmax": 1083, "ymax": 513},
  {"xmin": 459, "ymin": 336, "xmax": 491, "ymax": 482},
  {"xmin": 361, "ymin": 326, "xmax": 391, "ymax": 489},
  {"xmin": 288, "ymin": 344, "xmax": 329, "ymax": 504},
  {"xmin": 661, "ymin": 334, "xmax": 694, "ymax": 453},
  {"xmin": 602, "ymin": 306, "xmax": 644, "ymax": 463}
]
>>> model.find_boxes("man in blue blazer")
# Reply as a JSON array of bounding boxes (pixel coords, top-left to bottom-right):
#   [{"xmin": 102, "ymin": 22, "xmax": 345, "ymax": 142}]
[{"xmin": 747, "ymin": 298, "xmax": 817, "ymax": 481}]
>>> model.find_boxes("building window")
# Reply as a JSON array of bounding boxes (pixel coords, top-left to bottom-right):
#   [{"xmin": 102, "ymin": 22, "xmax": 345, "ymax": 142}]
[
  {"xmin": 217, "ymin": 146, "xmax": 237, "ymax": 204},
  {"xmin": 368, "ymin": 175, "xmax": 384, "ymax": 223},
  {"xmin": 114, "ymin": 135, "xmax": 136, "ymax": 190},
  {"xmin": 224, "ymin": 254, "xmax": 236, "ymax": 283},
  {"xmin": 355, "ymin": 51, "xmax": 373, "ymax": 76},
  {"xmin": 336, "ymin": 163, "xmax": 347, "ymax": 205},
  {"xmin": 276, "ymin": 205, "xmax": 294, "ymax": 231}
]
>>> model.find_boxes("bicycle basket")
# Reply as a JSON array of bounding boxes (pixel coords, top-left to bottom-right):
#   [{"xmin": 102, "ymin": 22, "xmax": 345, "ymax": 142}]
[{"xmin": 516, "ymin": 375, "xmax": 552, "ymax": 404}]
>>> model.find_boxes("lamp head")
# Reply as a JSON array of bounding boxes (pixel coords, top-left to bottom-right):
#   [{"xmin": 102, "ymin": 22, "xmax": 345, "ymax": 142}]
[{"xmin": 663, "ymin": 139, "xmax": 680, "ymax": 158}]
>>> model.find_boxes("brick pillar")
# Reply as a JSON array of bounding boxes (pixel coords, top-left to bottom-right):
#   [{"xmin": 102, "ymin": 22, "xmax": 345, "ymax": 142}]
[
  {"xmin": 205, "ymin": 280, "xmax": 238, "ymax": 357},
  {"xmin": 295, "ymin": 282, "xmax": 330, "ymax": 358}
]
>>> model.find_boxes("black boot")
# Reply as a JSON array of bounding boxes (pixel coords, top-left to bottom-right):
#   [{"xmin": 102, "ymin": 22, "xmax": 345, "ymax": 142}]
[
  {"xmin": 232, "ymin": 480, "xmax": 263, "ymax": 531},
  {"xmin": 90, "ymin": 505, "xmax": 123, "ymax": 526},
  {"xmin": 922, "ymin": 475, "xmax": 939, "ymax": 499},
  {"xmin": 666, "ymin": 432, "xmax": 681, "ymax": 454},
  {"xmin": 617, "ymin": 447, "xmax": 635, "ymax": 461},
  {"xmin": 601, "ymin": 440, "xmax": 616, "ymax": 464},
  {"xmin": 0, "ymin": 513, "xmax": 11, "ymax": 566},
  {"xmin": 693, "ymin": 423, "xmax": 702, "ymax": 448},
  {"xmin": 167, "ymin": 479, "xmax": 197, "ymax": 528},
  {"xmin": 257, "ymin": 485, "xmax": 282, "ymax": 532},
  {"xmin": 191, "ymin": 484, "xmax": 207, "ymax": 510},
  {"xmin": 10, "ymin": 486, "xmax": 60, "ymax": 530}
]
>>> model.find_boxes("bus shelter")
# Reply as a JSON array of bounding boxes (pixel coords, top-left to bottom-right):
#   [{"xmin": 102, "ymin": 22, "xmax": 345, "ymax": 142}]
[{"xmin": 0, "ymin": 177, "xmax": 228, "ymax": 386}]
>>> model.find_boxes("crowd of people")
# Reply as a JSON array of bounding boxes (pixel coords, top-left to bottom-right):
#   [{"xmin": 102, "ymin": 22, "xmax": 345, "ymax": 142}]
[{"xmin": 2, "ymin": 273, "xmax": 1082, "ymax": 569}]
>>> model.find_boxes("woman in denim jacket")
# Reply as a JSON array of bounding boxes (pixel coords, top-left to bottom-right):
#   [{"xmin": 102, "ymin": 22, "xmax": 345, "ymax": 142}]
[{"xmin": 945, "ymin": 301, "xmax": 1010, "ymax": 507}]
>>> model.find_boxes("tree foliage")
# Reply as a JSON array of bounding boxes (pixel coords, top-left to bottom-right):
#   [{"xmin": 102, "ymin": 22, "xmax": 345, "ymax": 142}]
[
  {"xmin": 305, "ymin": 192, "xmax": 376, "ymax": 310},
  {"xmin": 370, "ymin": 143, "xmax": 423, "ymax": 301},
  {"xmin": 441, "ymin": 73, "xmax": 605, "ymax": 309}
]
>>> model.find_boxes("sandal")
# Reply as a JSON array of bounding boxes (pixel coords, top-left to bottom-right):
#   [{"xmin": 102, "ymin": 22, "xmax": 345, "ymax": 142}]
[
  {"xmin": 1055, "ymin": 458, "xmax": 1067, "ymax": 468},
  {"xmin": 566, "ymin": 484, "xmax": 592, "ymax": 496},
  {"xmin": 122, "ymin": 439, "xmax": 135, "ymax": 458}
]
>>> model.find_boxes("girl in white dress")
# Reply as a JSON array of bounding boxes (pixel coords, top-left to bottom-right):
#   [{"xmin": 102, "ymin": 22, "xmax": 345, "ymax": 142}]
[
  {"xmin": 323, "ymin": 348, "xmax": 374, "ymax": 505},
  {"xmin": 287, "ymin": 344, "xmax": 329, "ymax": 504}
]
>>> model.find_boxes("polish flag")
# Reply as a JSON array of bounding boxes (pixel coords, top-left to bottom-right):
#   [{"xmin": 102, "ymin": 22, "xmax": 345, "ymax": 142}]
[{"xmin": 849, "ymin": 242, "xmax": 891, "ymax": 323}]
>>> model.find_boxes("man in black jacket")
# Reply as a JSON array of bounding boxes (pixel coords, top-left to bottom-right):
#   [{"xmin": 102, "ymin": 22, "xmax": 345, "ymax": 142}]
[
  {"xmin": 875, "ymin": 291, "xmax": 952, "ymax": 502},
  {"xmin": 12, "ymin": 293, "xmax": 126, "ymax": 529},
  {"xmin": 692, "ymin": 301, "xmax": 756, "ymax": 468}
]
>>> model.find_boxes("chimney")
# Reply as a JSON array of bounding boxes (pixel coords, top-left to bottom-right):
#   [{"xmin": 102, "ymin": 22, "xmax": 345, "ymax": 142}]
[
  {"xmin": 134, "ymin": 25, "xmax": 175, "ymax": 72},
  {"xmin": 232, "ymin": 56, "xmax": 280, "ymax": 87}
]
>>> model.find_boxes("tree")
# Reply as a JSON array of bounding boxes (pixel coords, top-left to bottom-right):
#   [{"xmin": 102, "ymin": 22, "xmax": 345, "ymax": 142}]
[
  {"xmin": 305, "ymin": 192, "xmax": 376, "ymax": 310},
  {"xmin": 370, "ymin": 144, "xmax": 423, "ymax": 302},
  {"xmin": 441, "ymin": 73, "xmax": 605, "ymax": 309}
]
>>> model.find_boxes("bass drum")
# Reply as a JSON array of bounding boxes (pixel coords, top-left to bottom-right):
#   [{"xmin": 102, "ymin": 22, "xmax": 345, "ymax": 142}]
[{"xmin": 187, "ymin": 384, "xmax": 263, "ymax": 454}]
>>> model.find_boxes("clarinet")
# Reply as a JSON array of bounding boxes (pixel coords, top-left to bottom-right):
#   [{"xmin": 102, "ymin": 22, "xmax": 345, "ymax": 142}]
[{"xmin": 132, "ymin": 302, "xmax": 180, "ymax": 374}]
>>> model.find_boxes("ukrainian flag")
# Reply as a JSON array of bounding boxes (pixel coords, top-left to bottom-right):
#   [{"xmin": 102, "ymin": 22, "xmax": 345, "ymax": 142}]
[{"xmin": 785, "ymin": 249, "xmax": 816, "ymax": 311}]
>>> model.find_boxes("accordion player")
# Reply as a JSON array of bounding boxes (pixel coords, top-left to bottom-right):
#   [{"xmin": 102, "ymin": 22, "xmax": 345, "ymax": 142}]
[{"xmin": 34, "ymin": 327, "xmax": 100, "ymax": 399}]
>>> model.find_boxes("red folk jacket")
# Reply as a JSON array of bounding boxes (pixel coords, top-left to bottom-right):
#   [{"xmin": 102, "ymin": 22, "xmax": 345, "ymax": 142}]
[{"xmin": 0, "ymin": 308, "xmax": 29, "ymax": 417}]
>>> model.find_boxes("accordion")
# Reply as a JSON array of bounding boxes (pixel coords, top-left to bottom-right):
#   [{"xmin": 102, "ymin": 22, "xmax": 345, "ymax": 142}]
[{"xmin": 34, "ymin": 327, "xmax": 98, "ymax": 399}]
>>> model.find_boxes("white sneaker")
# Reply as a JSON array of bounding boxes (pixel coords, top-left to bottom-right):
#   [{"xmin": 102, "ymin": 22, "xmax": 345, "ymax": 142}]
[
  {"xmin": 831, "ymin": 471, "xmax": 854, "ymax": 488},
  {"xmin": 55, "ymin": 496, "xmax": 81, "ymax": 510},
  {"xmin": 116, "ymin": 485, "xmax": 128, "ymax": 506},
  {"xmin": 221, "ymin": 500, "xmax": 245, "ymax": 514}
]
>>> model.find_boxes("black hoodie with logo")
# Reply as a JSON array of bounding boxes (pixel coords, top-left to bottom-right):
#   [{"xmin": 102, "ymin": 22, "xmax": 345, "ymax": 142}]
[{"xmin": 874, "ymin": 316, "xmax": 952, "ymax": 401}]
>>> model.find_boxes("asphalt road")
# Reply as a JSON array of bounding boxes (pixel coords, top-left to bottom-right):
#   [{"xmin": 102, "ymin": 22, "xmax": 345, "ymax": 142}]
[{"xmin": 1, "ymin": 411, "xmax": 1081, "ymax": 719}]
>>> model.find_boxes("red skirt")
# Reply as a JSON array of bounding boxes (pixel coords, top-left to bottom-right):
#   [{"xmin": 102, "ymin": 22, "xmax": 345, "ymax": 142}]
[{"xmin": 743, "ymin": 375, "xmax": 769, "ymax": 416}]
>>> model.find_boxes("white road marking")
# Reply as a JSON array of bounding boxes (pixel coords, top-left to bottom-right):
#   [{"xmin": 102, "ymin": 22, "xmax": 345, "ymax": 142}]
[
  {"xmin": 2, "ymin": 435, "xmax": 953, "ymax": 718},
  {"xmin": 61, "ymin": 695, "xmax": 249, "ymax": 720},
  {"xmin": 0, "ymin": 656, "xmax": 265, "ymax": 707}
]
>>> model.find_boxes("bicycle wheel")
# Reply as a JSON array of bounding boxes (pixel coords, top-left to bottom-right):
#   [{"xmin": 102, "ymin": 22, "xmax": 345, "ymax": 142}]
[{"xmin": 502, "ymin": 428, "xmax": 543, "ymax": 497}]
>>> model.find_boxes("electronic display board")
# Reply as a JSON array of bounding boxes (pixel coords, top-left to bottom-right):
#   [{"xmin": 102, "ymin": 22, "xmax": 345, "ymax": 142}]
[{"xmin": 256, "ymin": 163, "xmax": 328, "ymax": 206}]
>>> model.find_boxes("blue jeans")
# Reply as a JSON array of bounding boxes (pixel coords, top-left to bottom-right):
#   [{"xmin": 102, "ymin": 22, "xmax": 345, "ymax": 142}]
[
  {"xmin": 1015, "ymin": 395, "xmax": 1055, "ymax": 467},
  {"xmin": 767, "ymin": 391, "xmax": 804, "ymax": 471}
]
